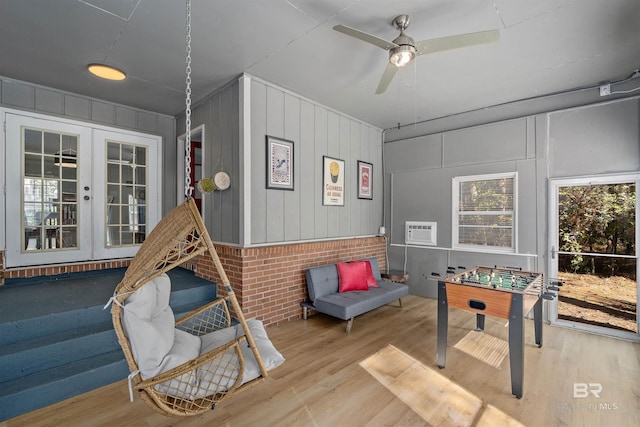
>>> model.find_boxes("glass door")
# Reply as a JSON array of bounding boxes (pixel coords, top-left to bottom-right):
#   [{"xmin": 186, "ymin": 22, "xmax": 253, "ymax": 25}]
[
  {"xmin": 4, "ymin": 110, "xmax": 161, "ymax": 267},
  {"xmin": 92, "ymin": 129, "xmax": 160, "ymax": 260},
  {"xmin": 549, "ymin": 175, "xmax": 639, "ymax": 340},
  {"xmin": 5, "ymin": 112, "xmax": 92, "ymax": 267}
]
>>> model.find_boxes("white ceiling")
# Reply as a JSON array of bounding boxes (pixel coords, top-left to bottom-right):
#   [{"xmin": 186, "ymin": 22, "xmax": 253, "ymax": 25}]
[{"xmin": 1, "ymin": 0, "xmax": 638, "ymax": 130}]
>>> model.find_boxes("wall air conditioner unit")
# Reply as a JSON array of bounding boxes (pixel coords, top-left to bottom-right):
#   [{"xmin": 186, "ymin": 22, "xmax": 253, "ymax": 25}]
[{"xmin": 405, "ymin": 221, "xmax": 437, "ymax": 246}]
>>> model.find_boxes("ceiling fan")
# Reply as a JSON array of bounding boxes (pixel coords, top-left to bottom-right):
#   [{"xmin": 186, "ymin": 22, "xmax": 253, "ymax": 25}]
[{"xmin": 333, "ymin": 14, "xmax": 499, "ymax": 94}]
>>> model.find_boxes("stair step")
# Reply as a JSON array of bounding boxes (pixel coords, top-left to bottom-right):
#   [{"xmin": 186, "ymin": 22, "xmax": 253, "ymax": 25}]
[
  {"xmin": 0, "ymin": 285, "xmax": 216, "ymax": 346},
  {"xmin": 0, "ymin": 267, "xmax": 218, "ymax": 421},
  {"xmin": 0, "ymin": 351, "xmax": 129, "ymax": 421},
  {"xmin": 0, "ymin": 305, "xmax": 111, "ymax": 347},
  {"xmin": 170, "ymin": 284, "xmax": 217, "ymax": 308},
  {"xmin": 0, "ymin": 324, "xmax": 117, "ymax": 382},
  {"xmin": 0, "ymin": 299, "xmax": 215, "ymax": 382}
]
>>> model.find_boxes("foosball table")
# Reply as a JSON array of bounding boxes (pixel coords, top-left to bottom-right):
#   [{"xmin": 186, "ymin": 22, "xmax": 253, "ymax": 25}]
[{"xmin": 436, "ymin": 266, "xmax": 558, "ymax": 398}]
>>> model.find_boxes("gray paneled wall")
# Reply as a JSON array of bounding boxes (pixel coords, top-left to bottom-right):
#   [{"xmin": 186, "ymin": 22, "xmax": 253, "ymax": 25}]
[
  {"xmin": 177, "ymin": 75, "xmax": 382, "ymax": 246},
  {"xmin": 0, "ymin": 76, "xmax": 177, "ymax": 215},
  {"xmin": 548, "ymin": 98, "xmax": 640, "ymax": 177},
  {"xmin": 384, "ymin": 96, "xmax": 639, "ymax": 299},
  {"xmin": 176, "ymin": 80, "xmax": 241, "ymax": 244},
  {"xmin": 250, "ymin": 78, "xmax": 382, "ymax": 245},
  {"xmin": 2, "ymin": 74, "xmax": 382, "ymax": 253},
  {"xmin": 386, "ymin": 117, "xmax": 535, "ymax": 250}
]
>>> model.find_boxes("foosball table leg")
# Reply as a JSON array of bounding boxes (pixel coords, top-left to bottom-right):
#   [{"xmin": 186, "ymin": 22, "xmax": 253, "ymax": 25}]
[
  {"xmin": 437, "ymin": 281, "xmax": 448, "ymax": 369},
  {"xmin": 533, "ymin": 297, "xmax": 543, "ymax": 347},
  {"xmin": 475, "ymin": 313, "xmax": 485, "ymax": 331},
  {"xmin": 509, "ymin": 293, "xmax": 524, "ymax": 399}
]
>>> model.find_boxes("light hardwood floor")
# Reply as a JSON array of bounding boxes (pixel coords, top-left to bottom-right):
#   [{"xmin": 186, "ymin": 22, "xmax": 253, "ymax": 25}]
[{"xmin": 4, "ymin": 296, "xmax": 639, "ymax": 427}]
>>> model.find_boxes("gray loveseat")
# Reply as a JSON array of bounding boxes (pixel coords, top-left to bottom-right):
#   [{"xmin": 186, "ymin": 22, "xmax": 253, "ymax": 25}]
[{"xmin": 301, "ymin": 257, "xmax": 409, "ymax": 333}]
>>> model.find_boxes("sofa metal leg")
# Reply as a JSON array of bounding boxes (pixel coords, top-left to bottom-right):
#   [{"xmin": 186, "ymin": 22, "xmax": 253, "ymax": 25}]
[
  {"xmin": 303, "ymin": 306, "xmax": 308, "ymax": 320},
  {"xmin": 398, "ymin": 298, "xmax": 403, "ymax": 308},
  {"xmin": 346, "ymin": 318, "xmax": 354, "ymax": 334}
]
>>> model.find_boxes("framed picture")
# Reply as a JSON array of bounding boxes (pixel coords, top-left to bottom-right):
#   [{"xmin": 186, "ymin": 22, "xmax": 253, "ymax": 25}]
[
  {"xmin": 266, "ymin": 135, "xmax": 294, "ymax": 190},
  {"xmin": 357, "ymin": 160, "xmax": 373, "ymax": 199},
  {"xmin": 322, "ymin": 156, "xmax": 345, "ymax": 206}
]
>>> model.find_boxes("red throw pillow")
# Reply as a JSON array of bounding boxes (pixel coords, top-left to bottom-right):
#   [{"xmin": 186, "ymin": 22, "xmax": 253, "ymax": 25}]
[
  {"xmin": 348, "ymin": 260, "xmax": 378, "ymax": 288},
  {"xmin": 362, "ymin": 260, "xmax": 378, "ymax": 288},
  {"xmin": 337, "ymin": 261, "xmax": 369, "ymax": 292}
]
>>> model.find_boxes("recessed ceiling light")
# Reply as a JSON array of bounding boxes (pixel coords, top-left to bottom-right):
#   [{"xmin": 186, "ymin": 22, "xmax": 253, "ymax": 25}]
[{"xmin": 87, "ymin": 64, "xmax": 126, "ymax": 81}]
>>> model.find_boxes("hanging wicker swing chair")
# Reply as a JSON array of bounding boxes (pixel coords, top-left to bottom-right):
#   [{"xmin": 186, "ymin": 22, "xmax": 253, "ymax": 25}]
[
  {"xmin": 111, "ymin": 198, "xmax": 283, "ymax": 416},
  {"xmin": 111, "ymin": 2, "xmax": 283, "ymax": 416}
]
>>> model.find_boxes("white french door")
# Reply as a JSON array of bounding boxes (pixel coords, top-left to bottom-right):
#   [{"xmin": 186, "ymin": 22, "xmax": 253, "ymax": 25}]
[
  {"xmin": 92, "ymin": 128, "xmax": 160, "ymax": 259},
  {"xmin": 4, "ymin": 110, "xmax": 161, "ymax": 267}
]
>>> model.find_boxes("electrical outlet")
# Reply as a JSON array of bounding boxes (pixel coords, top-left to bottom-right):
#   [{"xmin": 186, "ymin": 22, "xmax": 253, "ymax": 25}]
[{"xmin": 600, "ymin": 83, "xmax": 611, "ymax": 96}]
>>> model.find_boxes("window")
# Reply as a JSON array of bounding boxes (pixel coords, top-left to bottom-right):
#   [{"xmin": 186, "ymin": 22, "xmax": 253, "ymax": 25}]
[
  {"xmin": 23, "ymin": 127, "xmax": 78, "ymax": 251},
  {"xmin": 106, "ymin": 141, "xmax": 147, "ymax": 246},
  {"xmin": 452, "ymin": 172, "xmax": 517, "ymax": 252}
]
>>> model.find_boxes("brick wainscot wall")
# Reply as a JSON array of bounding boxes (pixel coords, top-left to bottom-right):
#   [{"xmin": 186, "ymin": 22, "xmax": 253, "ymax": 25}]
[
  {"xmin": 196, "ymin": 236, "xmax": 387, "ymax": 326},
  {"xmin": 0, "ymin": 236, "xmax": 387, "ymax": 327}
]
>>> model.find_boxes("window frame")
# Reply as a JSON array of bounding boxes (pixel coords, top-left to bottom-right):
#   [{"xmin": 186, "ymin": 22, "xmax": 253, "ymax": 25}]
[{"xmin": 452, "ymin": 172, "xmax": 518, "ymax": 253}]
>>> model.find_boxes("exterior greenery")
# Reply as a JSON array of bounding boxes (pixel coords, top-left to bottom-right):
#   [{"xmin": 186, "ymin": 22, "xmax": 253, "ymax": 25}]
[
  {"xmin": 454, "ymin": 173, "xmax": 515, "ymax": 251},
  {"xmin": 559, "ymin": 183, "xmax": 636, "ymax": 278}
]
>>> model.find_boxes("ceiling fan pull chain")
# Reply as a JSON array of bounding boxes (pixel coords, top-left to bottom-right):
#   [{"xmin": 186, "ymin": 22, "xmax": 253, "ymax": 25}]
[{"xmin": 184, "ymin": 0, "xmax": 193, "ymax": 199}]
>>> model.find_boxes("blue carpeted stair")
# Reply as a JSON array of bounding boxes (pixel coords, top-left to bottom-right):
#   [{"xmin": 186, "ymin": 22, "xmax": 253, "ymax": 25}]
[{"xmin": 0, "ymin": 267, "xmax": 216, "ymax": 421}]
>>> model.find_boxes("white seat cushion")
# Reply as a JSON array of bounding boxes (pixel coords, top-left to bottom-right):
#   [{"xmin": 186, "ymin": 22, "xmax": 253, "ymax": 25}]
[
  {"xmin": 122, "ymin": 274, "xmax": 284, "ymax": 399},
  {"xmin": 197, "ymin": 319, "xmax": 285, "ymax": 390}
]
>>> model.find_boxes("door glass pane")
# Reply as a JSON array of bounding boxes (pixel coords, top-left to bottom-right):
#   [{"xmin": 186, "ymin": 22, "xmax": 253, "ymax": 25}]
[
  {"xmin": 24, "ymin": 154, "xmax": 41, "ymax": 177},
  {"xmin": 135, "ymin": 146, "xmax": 146, "ymax": 165},
  {"xmin": 106, "ymin": 141, "xmax": 147, "ymax": 247},
  {"xmin": 558, "ymin": 255, "xmax": 637, "ymax": 333},
  {"xmin": 43, "ymin": 132, "xmax": 60, "ymax": 155},
  {"xmin": 24, "ymin": 129, "xmax": 42, "ymax": 152},
  {"xmin": 557, "ymin": 183, "xmax": 637, "ymax": 333},
  {"xmin": 22, "ymin": 127, "xmax": 78, "ymax": 251},
  {"xmin": 43, "ymin": 156, "xmax": 59, "ymax": 178}
]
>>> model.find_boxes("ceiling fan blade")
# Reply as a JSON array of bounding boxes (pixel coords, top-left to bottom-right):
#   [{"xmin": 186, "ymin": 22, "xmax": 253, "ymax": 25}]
[
  {"xmin": 333, "ymin": 24, "xmax": 398, "ymax": 50},
  {"xmin": 415, "ymin": 29, "xmax": 499, "ymax": 56},
  {"xmin": 375, "ymin": 62, "xmax": 398, "ymax": 94}
]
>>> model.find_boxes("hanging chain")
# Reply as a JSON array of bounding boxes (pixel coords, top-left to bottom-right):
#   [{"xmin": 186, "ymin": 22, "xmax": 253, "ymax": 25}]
[{"xmin": 184, "ymin": 0, "xmax": 193, "ymax": 199}]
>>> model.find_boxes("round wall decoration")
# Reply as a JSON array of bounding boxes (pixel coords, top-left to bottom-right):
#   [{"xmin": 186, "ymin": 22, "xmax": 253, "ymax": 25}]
[{"xmin": 213, "ymin": 171, "xmax": 231, "ymax": 190}]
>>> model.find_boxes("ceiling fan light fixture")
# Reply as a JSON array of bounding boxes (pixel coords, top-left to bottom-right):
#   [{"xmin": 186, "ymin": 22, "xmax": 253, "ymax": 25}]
[
  {"xmin": 389, "ymin": 45, "xmax": 415, "ymax": 67},
  {"xmin": 87, "ymin": 63, "xmax": 126, "ymax": 81},
  {"xmin": 333, "ymin": 14, "xmax": 499, "ymax": 94}
]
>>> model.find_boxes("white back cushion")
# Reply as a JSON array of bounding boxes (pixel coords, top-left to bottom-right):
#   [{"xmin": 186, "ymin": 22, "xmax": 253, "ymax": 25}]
[{"xmin": 122, "ymin": 273, "xmax": 201, "ymax": 379}]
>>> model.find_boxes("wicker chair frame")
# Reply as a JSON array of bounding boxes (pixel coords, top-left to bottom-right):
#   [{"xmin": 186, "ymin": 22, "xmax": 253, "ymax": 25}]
[{"xmin": 111, "ymin": 198, "xmax": 267, "ymax": 416}]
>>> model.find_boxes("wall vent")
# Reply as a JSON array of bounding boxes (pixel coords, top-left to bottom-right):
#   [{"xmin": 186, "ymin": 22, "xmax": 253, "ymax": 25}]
[{"xmin": 405, "ymin": 221, "xmax": 437, "ymax": 246}]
